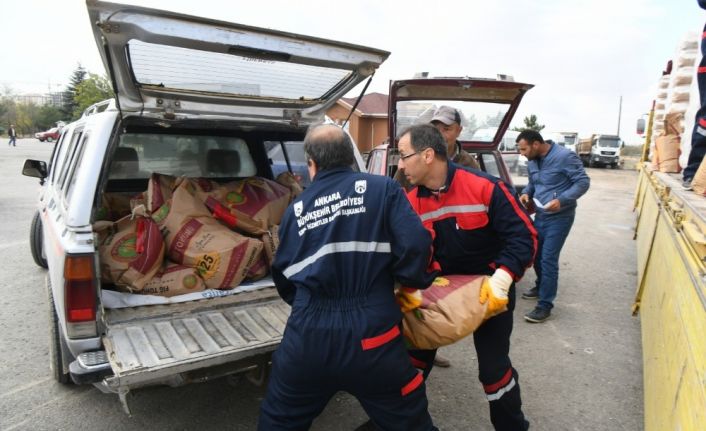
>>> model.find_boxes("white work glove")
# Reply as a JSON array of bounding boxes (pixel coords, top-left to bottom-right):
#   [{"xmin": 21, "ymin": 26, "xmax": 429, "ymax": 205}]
[{"xmin": 479, "ymin": 268, "xmax": 513, "ymax": 319}]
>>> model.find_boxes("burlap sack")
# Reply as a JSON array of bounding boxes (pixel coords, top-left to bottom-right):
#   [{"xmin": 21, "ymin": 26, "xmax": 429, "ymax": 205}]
[
  {"xmin": 146, "ymin": 173, "xmax": 178, "ymax": 213},
  {"xmin": 203, "ymin": 194, "xmax": 269, "ymax": 236},
  {"xmin": 96, "ymin": 192, "xmax": 137, "ymax": 221},
  {"xmin": 691, "ymin": 157, "xmax": 706, "ymax": 195},
  {"xmin": 402, "ymin": 275, "xmax": 506, "ymax": 350},
  {"xmin": 655, "ymin": 135, "xmax": 681, "ymax": 173},
  {"xmin": 193, "ymin": 177, "xmax": 292, "ymax": 227},
  {"xmin": 154, "ymin": 180, "xmax": 263, "ymax": 290},
  {"xmin": 96, "ymin": 215, "xmax": 165, "ymax": 291},
  {"xmin": 276, "ymin": 172, "xmax": 304, "ymax": 197},
  {"xmin": 137, "ymin": 262, "xmax": 206, "ymax": 297},
  {"xmin": 664, "ymin": 112, "xmax": 684, "ymax": 136}
]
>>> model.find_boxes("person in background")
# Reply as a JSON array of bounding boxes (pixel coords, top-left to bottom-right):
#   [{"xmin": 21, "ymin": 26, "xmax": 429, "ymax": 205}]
[
  {"xmin": 399, "ymin": 124, "xmax": 536, "ymax": 431},
  {"xmin": 394, "ymin": 105, "xmax": 480, "ymax": 368},
  {"xmin": 259, "ymin": 124, "xmax": 439, "ymax": 431},
  {"xmin": 8, "ymin": 124, "xmax": 17, "ymax": 147},
  {"xmin": 516, "ymin": 130, "xmax": 590, "ymax": 323},
  {"xmin": 682, "ymin": 0, "xmax": 706, "ymax": 190}
]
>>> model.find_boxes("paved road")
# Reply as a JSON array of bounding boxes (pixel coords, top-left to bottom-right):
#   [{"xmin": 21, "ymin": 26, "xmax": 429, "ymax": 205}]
[{"xmin": 0, "ymin": 138, "xmax": 643, "ymax": 430}]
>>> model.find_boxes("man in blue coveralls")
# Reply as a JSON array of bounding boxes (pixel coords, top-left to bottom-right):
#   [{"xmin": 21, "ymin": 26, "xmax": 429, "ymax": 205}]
[
  {"xmin": 258, "ymin": 124, "xmax": 439, "ymax": 431},
  {"xmin": 517, "ymin": 130, "xmax": 590, "ymax": 323}
]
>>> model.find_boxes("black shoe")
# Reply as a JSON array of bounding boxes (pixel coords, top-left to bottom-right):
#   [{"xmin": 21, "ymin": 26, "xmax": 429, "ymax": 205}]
[
  {"xmin": 521, "ymin": 287, "xmax": 539, "ymax": 300},
  {"xmin": 524, "ymin": 306, "xmax": 551, "ymax": 323},
  {"xmin": 683, "ymin": 179, "xmax": 693, "ymax": 191}
]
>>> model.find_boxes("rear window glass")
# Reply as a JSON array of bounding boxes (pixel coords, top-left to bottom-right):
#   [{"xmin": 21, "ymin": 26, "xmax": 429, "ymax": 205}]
[
  {"xmin": 128, "ymin": 40, "xmax": 352, "ymax": 100},
  {"xmin": 109, "ymin": 133, "xmax": 257, "ymax": 179},
  {"xmin": 395, "ymin": 100, "xmax": 511, "ymax": 143}
]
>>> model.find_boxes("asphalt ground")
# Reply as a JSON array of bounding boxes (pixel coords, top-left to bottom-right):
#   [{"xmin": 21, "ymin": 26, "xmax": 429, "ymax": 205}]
[{"xmin": 0, "ymin": 138, "xmax": 642, "ymax": 430}]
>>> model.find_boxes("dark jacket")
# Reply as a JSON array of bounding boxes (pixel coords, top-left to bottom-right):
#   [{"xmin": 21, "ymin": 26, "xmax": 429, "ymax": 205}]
[
  {"xmin": 272, "ymin": 167, "xmax": 437, "ymax": 316},
  {"xmin": 406, "ymin": 162, "xmax": 537, "ymax": 279}
]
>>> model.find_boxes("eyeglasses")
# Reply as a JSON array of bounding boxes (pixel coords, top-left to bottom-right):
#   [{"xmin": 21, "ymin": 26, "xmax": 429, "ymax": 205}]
[{"xmin": 399, "ymin": 151, "xmax": 420, "ymax": 161}]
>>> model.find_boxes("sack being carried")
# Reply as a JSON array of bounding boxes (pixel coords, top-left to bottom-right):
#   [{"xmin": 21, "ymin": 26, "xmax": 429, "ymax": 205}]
[
  {"xmin": 402, "ymin": 274, "xmax": 504, "ymax": 350},
  {"xmin": 153, "ymin": 179, "xmax": 264, "ymax": 290}
]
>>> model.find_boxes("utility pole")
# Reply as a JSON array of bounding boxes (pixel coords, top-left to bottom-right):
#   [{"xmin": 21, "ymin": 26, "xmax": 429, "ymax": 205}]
[{"xmin": 617, "ymin": 95, "xmax": 622, "ymax": 136}]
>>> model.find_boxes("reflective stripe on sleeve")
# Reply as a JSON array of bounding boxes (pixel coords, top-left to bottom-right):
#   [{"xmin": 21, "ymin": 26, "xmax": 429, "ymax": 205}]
[
  {"xmin": 419, "ymin": 204, "xmax": 487, "ymax": 222},
  {"xmin": 282, "ymin": 241, "xmax": 392, "ymax": 278}
]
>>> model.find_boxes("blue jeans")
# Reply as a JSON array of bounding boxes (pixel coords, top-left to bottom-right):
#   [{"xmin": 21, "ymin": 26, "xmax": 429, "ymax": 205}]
[{"xmin": 534, "ymin": 209, "xmax": 575, "ymax": 310}]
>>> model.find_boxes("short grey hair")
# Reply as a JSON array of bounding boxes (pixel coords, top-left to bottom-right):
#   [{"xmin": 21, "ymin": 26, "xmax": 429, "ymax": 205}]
[
  {"xmin": 303, "ymin": 124, "xmax": 355, "ymax": 171},
  {"xmin": 399, "ymin": 124, "xmax": 447, "ymax": 159}
]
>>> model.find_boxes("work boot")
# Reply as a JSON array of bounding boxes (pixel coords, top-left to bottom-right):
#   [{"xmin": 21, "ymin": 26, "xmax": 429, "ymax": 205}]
[
  {"xmin": 433, "ymin": 353, "xmax": 451, "ymax": 368},
  {"xmin": 521, "ymin": 287, "xmax": 539, "ymax": 300},
  {"xmin": 524, "ymin": 306, "xmax": 551, "ymax": 323}
]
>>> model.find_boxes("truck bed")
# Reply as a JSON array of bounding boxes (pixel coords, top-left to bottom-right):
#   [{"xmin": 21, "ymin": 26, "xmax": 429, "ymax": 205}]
[{"xmin": 101, "ymin": 286, "xmax": 289, "ymax": 389}]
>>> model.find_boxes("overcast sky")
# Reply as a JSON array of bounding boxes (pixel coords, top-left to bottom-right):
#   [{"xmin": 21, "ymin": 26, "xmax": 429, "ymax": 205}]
[{"xmin": 2, "ymin": 0, "xmax": 703, "ymax": 143}]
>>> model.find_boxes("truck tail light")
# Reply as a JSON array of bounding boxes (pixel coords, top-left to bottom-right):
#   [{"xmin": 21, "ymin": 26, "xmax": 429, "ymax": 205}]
[{"xmin": 64, "ymin": 255, "xmax": 96, "ymax": 323}]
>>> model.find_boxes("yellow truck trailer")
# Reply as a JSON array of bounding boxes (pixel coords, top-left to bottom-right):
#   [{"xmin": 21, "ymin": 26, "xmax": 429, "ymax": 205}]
[{"xmin": 633, "ymin": 162, "xmax": 706, "ymax": 430}]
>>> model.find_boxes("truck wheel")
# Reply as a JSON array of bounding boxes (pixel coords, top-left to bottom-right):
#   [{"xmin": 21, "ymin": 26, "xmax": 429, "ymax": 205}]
[
  {"xmin": 30, "ymin": 211, "xmax": 48, "ymax": 269},
  {"xmin": 48, "ymin": 285, "xmax": 73, "ymax": 384}
]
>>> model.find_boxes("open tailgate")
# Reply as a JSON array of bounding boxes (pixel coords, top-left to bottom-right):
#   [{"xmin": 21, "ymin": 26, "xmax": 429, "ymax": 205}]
[{"xmin": 102, "ymin": 291, "xmax": 290, "ymax": 389}]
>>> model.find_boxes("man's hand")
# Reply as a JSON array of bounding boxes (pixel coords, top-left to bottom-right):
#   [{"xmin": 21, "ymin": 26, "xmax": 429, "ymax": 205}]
[
  {"xmin": 396, "ymin": 287, "xmax": 423, "ymax": 312},
  {"xmin": 519, "ymin": 194, "xmax": 530, "ymax": 207},
  {"xmin": 479, "ymin": 268, "xmax": 513, "ymax": 319},
  {"xmin": 544, "ymin": 198, "xmax": 561, "ymax": 212}
]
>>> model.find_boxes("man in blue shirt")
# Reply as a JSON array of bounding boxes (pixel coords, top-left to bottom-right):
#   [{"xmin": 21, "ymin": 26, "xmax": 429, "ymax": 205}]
[{"xmin": 516, "ymin": 130, "xmax": 590, "ymax": 323}]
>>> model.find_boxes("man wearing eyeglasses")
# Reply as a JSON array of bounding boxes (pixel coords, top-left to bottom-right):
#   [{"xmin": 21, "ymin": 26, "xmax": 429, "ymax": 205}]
[
  {"xmin": 398, "ymin": 124, "xmax": 536, "ymax": 431},
  {"xmin": 395, "ymin": 105, "xmax": 480, "ymax": 191}
]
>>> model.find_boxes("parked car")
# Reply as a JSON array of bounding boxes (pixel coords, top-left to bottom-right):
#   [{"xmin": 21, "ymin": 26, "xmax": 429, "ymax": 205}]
[
  {"xmin": 21, "ymin": 0, "xmax": 387, "ymax": 413},
  {"xmin": 366, "ymin": 76, "xmax": 533, "ymax": 195},
  {"xmin": 35, "ymin": 127, "xmax": 61, "ymax": 142}
]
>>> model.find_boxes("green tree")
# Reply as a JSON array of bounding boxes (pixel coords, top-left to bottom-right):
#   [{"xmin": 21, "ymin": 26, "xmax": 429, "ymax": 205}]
[
  {"xmin": 73, "ymin": 73, "xmax": 114, "ymax": 118},
  {"xmin": 513, "ymin": 114, "xmax": 545, "ymax": 132},
  {"xmin": 15, "ymin": 102, "xmax": 40, "ymax": 135},
  {"xmin": 62, "ymin": 64, "xmax": 87, "ymax": 120},
  {"xmin": 36, "ymin": 105, "xmax": 65, "ymax": 130}
]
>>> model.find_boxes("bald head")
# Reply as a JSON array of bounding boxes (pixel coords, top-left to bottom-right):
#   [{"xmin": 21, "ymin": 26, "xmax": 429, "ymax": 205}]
[{"xmin": 304, "ymin": 124, "xmax": 354, "ymax": 171}]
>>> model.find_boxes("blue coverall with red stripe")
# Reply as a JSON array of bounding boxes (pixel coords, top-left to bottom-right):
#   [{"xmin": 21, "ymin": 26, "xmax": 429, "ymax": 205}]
[
  {"xmin": 258, "ymin": 167, "xmax": 439, "ymax": 431},
  {"xmin": 406, "ymin": 162, "xmax": 537, "ymax": 431}
]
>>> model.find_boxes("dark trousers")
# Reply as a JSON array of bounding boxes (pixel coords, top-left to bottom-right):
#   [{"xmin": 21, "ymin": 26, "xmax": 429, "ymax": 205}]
[
  {"xmin": 409, "ymin": 285, "xmax": 529, "ymax": 431},
  {"xmin": 684, "ymin": 23, "xmax": 706, "ymax": 181},
  {"xmin": 259, "ymin": 305, "xmax": 436, "ymax": 431}
]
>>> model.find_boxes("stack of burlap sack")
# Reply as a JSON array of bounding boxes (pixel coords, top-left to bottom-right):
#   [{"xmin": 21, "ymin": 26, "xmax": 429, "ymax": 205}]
[
  {"xmin": 651, "ymin": 33, "xmax": 699, "ymax": 174},
  {"xmin": 95, "ymin": 172, "xmax": 302, "ymax": 297},
  {"xmin": 400, "ymin": 275, "xmax": 506, "ymax": 350}
]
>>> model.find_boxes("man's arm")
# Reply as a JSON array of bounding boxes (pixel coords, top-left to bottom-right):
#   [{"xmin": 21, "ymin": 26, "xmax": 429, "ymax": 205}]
[
  {"xmin": 271, "ymin": 211, "xmax": 297, "ymax": 305},
  {"xmin": 557, "ymin": 152, "xmax": 590, "ymax": 207},
  {"xmin": 385, "ymin": 181, "xmax": 438, "ymax": 288},
  {"xmin": 489, "ymin": 181, "xmax": 538, "ymax": 279}
]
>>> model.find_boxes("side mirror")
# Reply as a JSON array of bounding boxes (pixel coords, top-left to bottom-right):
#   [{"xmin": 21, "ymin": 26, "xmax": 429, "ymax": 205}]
[
  {"xmin": 636, "ymin": 118, "xmax": 646, "ymax": 135},
  {"xmin": 22, "ymin": 159, "xmax": 48, "ymax": 180}
]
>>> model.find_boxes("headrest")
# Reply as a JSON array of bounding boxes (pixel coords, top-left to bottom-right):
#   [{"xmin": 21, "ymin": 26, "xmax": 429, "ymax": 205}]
[{"xmin": 206, "ymin": 149, "xmax": 240, "ymax": 175}]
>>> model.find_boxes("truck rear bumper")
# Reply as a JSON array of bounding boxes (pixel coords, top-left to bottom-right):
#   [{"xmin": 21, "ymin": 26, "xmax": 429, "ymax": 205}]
[{"xmin": 69, "ymin": 351, "xmax": 113, "ymax": 384}]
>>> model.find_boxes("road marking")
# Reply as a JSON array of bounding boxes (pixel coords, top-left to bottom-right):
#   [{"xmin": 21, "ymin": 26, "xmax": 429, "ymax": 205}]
[{"xmin": 0, "ymin": 377, "xmax": 51, "ymax": 399}]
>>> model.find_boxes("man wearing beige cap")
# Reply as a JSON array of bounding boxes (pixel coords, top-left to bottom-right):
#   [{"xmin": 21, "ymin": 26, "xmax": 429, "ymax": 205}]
[{"xmin": 395, "ymin": 105, "xmax": 480, "ymax": 191}]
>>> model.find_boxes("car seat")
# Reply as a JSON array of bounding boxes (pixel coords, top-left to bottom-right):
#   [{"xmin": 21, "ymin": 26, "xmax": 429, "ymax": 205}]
[{"xmin": 206, "ymin": 149, "xmax": 241, "ymax": 176}]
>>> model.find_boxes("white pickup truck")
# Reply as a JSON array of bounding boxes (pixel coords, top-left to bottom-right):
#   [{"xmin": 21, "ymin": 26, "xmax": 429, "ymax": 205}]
[{"xmin": 21, "ymin": 0, "xmax": 387, "ymax": 414}]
